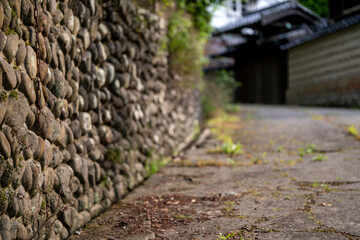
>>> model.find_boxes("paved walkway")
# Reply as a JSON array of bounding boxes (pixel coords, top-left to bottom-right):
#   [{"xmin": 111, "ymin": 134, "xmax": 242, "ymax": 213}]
[{"xmin": 71, "ymin": 105, "xmax": 360, "ymax": 240}]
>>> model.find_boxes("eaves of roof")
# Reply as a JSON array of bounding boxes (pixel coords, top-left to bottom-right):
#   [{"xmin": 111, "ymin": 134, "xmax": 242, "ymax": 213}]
[
  {"xmin": 213, "ymin": 2, "xmax": 320, "ymax": 36},
  {"xmin": 281, "ymin": 13, "xmax": 360, "ymax": 50}
]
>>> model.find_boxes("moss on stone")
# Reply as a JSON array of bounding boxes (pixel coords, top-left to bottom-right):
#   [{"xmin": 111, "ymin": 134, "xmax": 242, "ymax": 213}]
[
  {"xmin": 106, "ymin": 148, "xmax": 122, "ymax": 164},
  {"xmin": 0, "ymin": 188, "xmax": 8, "ymax": 214},
  {"xmin": 9, "ymin": 90, "xmax": 18, "ymax": 100},
  {"xmin": 1, "ymin": 162, "xmax": 13, "ymax": 188}
]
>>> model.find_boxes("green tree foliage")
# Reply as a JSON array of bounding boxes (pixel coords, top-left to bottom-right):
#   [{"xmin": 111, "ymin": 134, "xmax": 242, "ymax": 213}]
[
  {"xmin": 176, "ymin": 0, "xmax": 221, "ymax": 38},
  {"xmin": 299, "ymin": 0, "xmax": 329, "ymax": 18},
  {"xmin": 201, "ymin": 70, "xmax": 241, "ymax": 119},
  {"xmin": 162, "ymin": 0, "xmax": 223, "ymax": 86}
]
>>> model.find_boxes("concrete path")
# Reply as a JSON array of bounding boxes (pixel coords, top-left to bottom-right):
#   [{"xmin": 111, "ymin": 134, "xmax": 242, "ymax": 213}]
[{"xmin": 71, "ymin": 105, "xmax": 360, "ymax": 240}]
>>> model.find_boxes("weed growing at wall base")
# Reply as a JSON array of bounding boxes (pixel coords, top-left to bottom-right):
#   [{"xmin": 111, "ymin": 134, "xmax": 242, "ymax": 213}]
[{"xmin": 145, "ymin": 157, "xmax": 169, "ymax": 177}]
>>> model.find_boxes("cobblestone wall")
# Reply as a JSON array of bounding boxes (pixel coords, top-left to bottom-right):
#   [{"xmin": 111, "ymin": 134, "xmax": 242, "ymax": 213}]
[{"xmin": 0, "ymin": 0, "xmax": 199, "ymax": 239}]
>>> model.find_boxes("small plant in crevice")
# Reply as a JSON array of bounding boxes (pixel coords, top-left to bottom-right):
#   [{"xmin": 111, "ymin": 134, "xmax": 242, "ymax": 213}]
[
  {"xmin": 312, "ymin": 154, "xmax": 328, "ymax": 162},
  {"xmin": 0, "ymin": 90, "xmax": 7, "ymax": 102},
  {"xmin": 222, "ymin": 200, "xmax": 236, "ymax": 215},
  {"xmin": 347, "ymin": 124, "xmax": 360, "ymax": 140},
  {"xmin": 298, "ymin": 143, "xmax": 316, "ymax": 157},
  {"xmin": 221, "ymin": 140, "xmax": 243, "ymax": 156},
  {"xmin": 106, "ymin": 147, "xmax": 122, "ymax": 164},
  {"xmin": 348, "ymin": 124, "xmax": 358, "ymax": 136},
  {"xmin": 277, "ymin": 146, "xmax": 284, "ymax": 153},
  {"xmin": 217, "ymin": 232, "xmax": 237, "ymax": 240},
  {"xmin": 9, "ymin": 90, "xmax": 18, "ymax": 100},
  {"xmin": 99, "ymin": 176, "xmax": 111, "ymax": 189},
  {"xmin": 145, "ymin": 148, "xmax": 155, "ymax": 159},
  {"xmin": 145, "ymin": 157, "xmax": 168, "ymax": 177},
  {"xmin": 174, "ymin": 214, "xmax": 193, "ymax": 219}
]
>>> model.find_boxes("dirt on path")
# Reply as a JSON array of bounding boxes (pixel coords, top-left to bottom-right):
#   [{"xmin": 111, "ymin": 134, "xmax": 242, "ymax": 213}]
[{"xmin": 70, "ymin": 105, "xmax": 360, "ymax": 240}]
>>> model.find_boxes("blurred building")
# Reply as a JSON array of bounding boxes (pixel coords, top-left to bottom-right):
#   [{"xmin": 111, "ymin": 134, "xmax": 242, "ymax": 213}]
[
  {"xmin": 283, "ymin": 0, "xmax": 360, "ymax": 106},
  {"xmin": 207, "ymin": 0, "xmax": 360, "ymax": 106},
  {"xmin": 206, "ymin": 0, "xmax": 321, "ymax": 104}
]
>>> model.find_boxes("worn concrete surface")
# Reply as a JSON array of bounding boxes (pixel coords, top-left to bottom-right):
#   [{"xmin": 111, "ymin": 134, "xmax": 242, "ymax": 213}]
[{"xmin": 71, "ymin": 105, "xmax": 360, "ymax": 240}]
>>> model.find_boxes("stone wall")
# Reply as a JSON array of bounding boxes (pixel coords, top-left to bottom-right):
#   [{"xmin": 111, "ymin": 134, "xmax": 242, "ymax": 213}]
[{"xmin": 0, "ymin": 0, "xmax": 199, "ymax": 239}]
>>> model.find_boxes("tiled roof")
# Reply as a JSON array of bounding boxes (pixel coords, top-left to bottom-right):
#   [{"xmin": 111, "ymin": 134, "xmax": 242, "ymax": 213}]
[
  {"xmin": 281, "ymin": 13, "xmax": 360, "ymax": 49},
  {"xmin": 213, "ymin": 1, "xmax": 320, "ymax": 35}
]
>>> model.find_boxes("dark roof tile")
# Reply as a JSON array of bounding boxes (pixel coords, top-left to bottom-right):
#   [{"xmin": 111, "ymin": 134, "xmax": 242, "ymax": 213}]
[{"xmin": 281, "ymin": 13, "xmax": 360, "ymax": 49}]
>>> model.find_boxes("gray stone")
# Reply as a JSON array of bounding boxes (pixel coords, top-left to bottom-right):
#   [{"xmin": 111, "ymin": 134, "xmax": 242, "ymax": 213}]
[
  {"xmin": 2, "ymin": 3, "xmax": 11, "ymax": 31},
  {"xmin": 0, "ymin": 58, "xmax": 17, "ymax": 90},
  {"xmin": 0, "ymin": 214, "xmax": 10, "ymax": 240},
  {"xmin": 74, "ymin": 140, "xmax": 84, "ymax": 154},
  {"xmin": 97, "ymin": 42, "xmax": 107, "ymax": 63},
  {"xmin": 6, "ymin": 191, "xmax": 19, "ymax": 218},
  {"xmin": 61, "ymin": 149, "xmax": 71, "ymax": 163},
  {"xmin": 0, "ymin": 31, "xmax": 6, "ymax": 51},
  {"xmin": 28, "ymin": 162, "xmax": 42, "ymax": 197},
  {"xmin": 0, "ymin": 3, "xmax": 3, "ymax": 30},
  {"xmin": 19, "ymin": 71, "xmax": 36, "ymax": 105},
  {"xmin": 64, "ymin": 8, "xmax": 74, "ymax": 32},
  {"xmin": 48, "ymin": 0, "xmax": 57, "ymax": 15},
  {"xmin": 57, "ymin": 48, "xmax": 66, "ymax": 75},
  {"xmin": 44, "ymin": 37, "xmax": 52, "ymax": 64},
  {"xmin": 40, "ymin": 140, "xmax": 53, "ymax": 169},
  {"xmin": 1, "ymin": 161, "xmax": 13, "ymax": 187},
  {"xmin": 38, "ymin": 107, "xmax": 61, "ymax": 142},
  {"xmin": 53, "ymin": 220, "xmax": 68, "ymax": 239},
  {"xmin": 45, "ymin": 191, "xmax": 62, "ymax": 215},
  {"xmin": 52, "ymin": 9, "xmax": 64, "ymax": 25},
  {"xmin": 16, "ymin": 41, "xmax": 26, "ymax": 66},
  {"xmin": 28, "ymin": 26, "xmax": 36, "ymax": 47},
  {"xmin": 78, "ymin": 208, "xmax": 91, "ymax": 226},
  {"xmin": 50, "ymin": 43, "xmax": 58, "ymax": 69},
  {"xmin": 51, "ymin": 69, "xmax": 66, "ymax": 98},
  {"xmin": 98, "ymin": 23, "xmax": 109, "ymax": 39},
  {"xmin": 0, "ymin": 99, "xmax": 8, "ymax": 126},
  {"xmin": 95, "ymin": 68, "xmax": 106, "ymax": 89},
  {"xmin": 79, "ymin": 112, "xmax": 92, "ymax": 133},
  {"xmin": 25, "ymin": 130, "xmax": 38, "ymax": 155},
  {"xmin": 20, "ymin": 0, "xmax": 30, "ymax": 20},
  {"xmin": 0, "ymin": 131, "xmax": 11, "ymax": 159},
  {"xmin": 43, "ymin": 168, "xmax": 59, "ymax": 193},
  {"xmin": 24, "ymin": 45, "xmax": 37, "ymax": 79},
  {"xmin": 70, "ymin": 176, "xmax": 80, "ymax": 193},
  {"xmin": 79, "ymin": 51, "xmax": 91, "ymax": 73},
  {"xmin": 78, "ymin": 28, "xmax": 90, "ymax": 50},
  {"xmin": 14, "ymin": 222, "xmax": 27, "ymax": 240},
  {"xmin": 60, "ymin": 207, "xmax": 79, "ymax": 232},
  {"xmin": 89, "ymin": 203, "xmax": 104, "ymax": 218},
  {"xmin": 56, "ymin": 164, "xmax": 73, "ymax": 202},
  {"xmin": 3, "ymin": 34, "xmax": 19, "ymax": 63},
  {"xmin": 4, "ymin": 92, "xmax": 29, "ymax": 128},
  {"xmin": 114, "ymin": 181, "xmax": 127, "ymax": 199},
  {"xmin": 88, "ymin": 92, "xmax": 98, "ymax": 110},
  {"xmin": 68, "ymin": 79, "xmax": 78, "ymax": 103},
  {"xmin": 58, "ymin": 29, "xmax": 72, "ymax": 54},
  {"xmin": 33, "ymin": 136, "xmax": 45, "ymax": 160},
  {"xmin": 119, "ymin": 73, "xmax": 131, "ymax": 89},
  {"xmin": 0, "ymin": 188, "xmax": 8, "ymax": 215},
  {"xmin": 104, "ymin": 63, "xmax": 115, "ymax": 84},
  {"xmin": 37, "ymin": 12, "xmax": 48, "ymax": 33},
  {"xmin": 73, "ymin": 17, "xmax": 80, "ymax": 36},
  {"xmin": 38, "ymin": 33, "xmax": 46, "ymax": 60},
  {"xmin": 54, "ymin": 121, "xmax": 66, "ymax": 146},
  {"xmin": 70, "ymin": 120, "xmax": 82, "ymax": 139}
]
